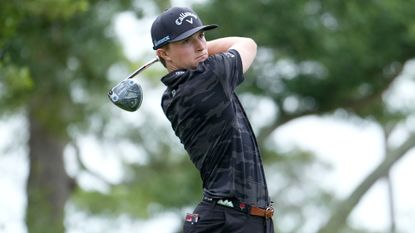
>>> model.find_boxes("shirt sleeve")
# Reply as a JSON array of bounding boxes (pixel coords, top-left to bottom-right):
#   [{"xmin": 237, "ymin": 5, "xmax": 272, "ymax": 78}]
[{"xmin": 207, "ymin": 49, "xmax": 244, "ymax": 95}]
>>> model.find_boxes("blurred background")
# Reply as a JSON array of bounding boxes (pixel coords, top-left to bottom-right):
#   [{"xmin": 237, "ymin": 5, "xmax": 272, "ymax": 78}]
[{"xmin": 1, "ymin": 0, "xmax": 415, "ymax": 232}]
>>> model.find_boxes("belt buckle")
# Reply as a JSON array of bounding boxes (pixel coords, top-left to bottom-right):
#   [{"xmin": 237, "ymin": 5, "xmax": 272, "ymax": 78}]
[{"xmin": 265, "ymin": 206, "xmax": 274, "ymax": 218}]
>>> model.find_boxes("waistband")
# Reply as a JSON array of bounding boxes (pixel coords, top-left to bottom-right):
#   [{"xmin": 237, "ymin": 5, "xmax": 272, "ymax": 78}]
[{"xmin": 203, "ymin": 196, "xmax": 274, "ymax": 219}]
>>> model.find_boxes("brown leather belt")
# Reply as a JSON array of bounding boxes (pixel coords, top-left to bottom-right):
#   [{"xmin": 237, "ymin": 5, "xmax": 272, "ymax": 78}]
[
  {"xmin": 203, "ymin": 196, "xmax": 274, "ymax": 219},
  {"xmin": 250, "ymin": 205, "xmax": 275, "ymax": 218}
]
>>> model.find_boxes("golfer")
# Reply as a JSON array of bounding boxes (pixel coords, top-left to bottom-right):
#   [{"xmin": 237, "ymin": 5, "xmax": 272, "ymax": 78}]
[{"xmin": 151, "ymin": 6, "xmax": 275, "ymax": 233}]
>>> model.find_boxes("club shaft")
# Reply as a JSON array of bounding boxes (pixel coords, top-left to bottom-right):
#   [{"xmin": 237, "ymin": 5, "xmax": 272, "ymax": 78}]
[{"xmin": 127, "ymin": 57, "xmax": 159, "ymax": 79}]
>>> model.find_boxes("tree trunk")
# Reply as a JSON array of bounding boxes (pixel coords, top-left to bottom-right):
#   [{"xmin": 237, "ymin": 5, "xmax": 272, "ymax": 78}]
[{"xmin": 26, "ymin": 111, "xmax": 72, "ymax": 233}]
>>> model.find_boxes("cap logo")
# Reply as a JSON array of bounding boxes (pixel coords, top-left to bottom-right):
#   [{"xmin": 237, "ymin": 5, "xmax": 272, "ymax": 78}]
[
  {"xmin": 154, "ymin": 35, "xmax": 170, "ymax": 48},
  {"xmin": 175, "ymin": 12, "xmax": 198, "ymax": 25}
]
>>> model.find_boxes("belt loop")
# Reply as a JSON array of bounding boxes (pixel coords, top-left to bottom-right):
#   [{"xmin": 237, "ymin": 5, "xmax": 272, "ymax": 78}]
[
  {"xmin": 213, "ymin": 198, "xmax": 217, "ymax": 208},
  {"xmin": 243, "ymin": 204, "xmax": 250, "ymax": 216}
]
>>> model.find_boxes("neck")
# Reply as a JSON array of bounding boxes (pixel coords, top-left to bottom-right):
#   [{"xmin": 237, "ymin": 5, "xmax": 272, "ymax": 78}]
[{"xmin": 166, "ymin": 62, "xmax": 180, "ymax": 73}]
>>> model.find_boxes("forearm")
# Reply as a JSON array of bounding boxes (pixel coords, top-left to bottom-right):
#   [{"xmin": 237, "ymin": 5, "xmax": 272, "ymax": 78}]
[
  {"xmin": 207, "ymin": 37, "xmax": 252, "ymax": 56},
  {"xmin": 207, "ymin": 37, "xmax": 257, "ymax": 73}
]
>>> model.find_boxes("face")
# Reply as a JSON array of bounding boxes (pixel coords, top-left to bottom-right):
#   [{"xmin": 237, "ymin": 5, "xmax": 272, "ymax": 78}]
[{"xmin": 158, "ymin": 31, "xmax": 208, "ymax": 71}]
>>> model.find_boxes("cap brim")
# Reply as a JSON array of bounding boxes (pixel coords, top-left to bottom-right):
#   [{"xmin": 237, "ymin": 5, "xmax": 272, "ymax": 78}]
[{"xmin": 170, "ymin": 24, "xmax": 218, "ymax": 42}]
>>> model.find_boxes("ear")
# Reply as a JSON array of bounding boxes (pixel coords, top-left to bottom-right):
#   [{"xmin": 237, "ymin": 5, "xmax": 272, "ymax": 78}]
[{"xmin": 156, "ymin": 48, "xmax": 172, "ymax": 62}]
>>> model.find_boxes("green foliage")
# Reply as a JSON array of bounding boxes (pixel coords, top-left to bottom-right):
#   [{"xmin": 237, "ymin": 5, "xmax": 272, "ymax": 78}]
[
  {"xmin": 72, "ymin": 108, "xmax": 204, "ymax": 218},
  {"xmin": 1, "ymin": 0, "xmax": 156, "ymax": 232},
  {"xmin": 0, "ymin": 1, "xmax": 21, "ymax": 49},
  {"xmin": 23, "ymin": 0, "xmax": 89, "ymax": 19},
  {"xmin": 197, "ymin": 0, "xmax": 415, "ymax": 119},
  {"xmin": 73, "ymin": 155, "xmax": 202, "ymax": 218},
  {"xmin": 153, "ymin": 0, "xmax": 172, "ymax": 11},
  {"xmin": 2, "ymin": 0, "xmax": 414, "ymax": 232},
  {"xmin": 195, "ymin": 1, "xmax": 415, "ymax": 232},
  {"xmin": 0, "ymin": 60, "xmax": 32, "ymax": 112},
  {"xmin": 0, "ymin": 0, "xmax": 132, "ymax": 135}
]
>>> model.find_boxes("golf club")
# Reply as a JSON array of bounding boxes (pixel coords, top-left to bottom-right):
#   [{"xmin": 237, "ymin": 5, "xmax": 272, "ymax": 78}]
[{"xmin": 108, "ymin": 57, "xmax": 159, "ymax": 112}]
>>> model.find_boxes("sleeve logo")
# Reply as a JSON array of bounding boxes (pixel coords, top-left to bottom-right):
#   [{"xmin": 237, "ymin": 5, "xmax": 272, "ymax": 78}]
[{"xmin": 224, "ymin": 52, "xmax": 235, "ymax": 58}]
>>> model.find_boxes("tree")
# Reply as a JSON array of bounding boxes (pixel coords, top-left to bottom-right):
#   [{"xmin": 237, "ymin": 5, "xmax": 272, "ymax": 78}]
[
  {"xmin": 195, "ymin": 0, "xmax": 415, "ymax": 232},
  {"xmin": 1, "ymin": 0, "xmax": 142, "ymax": 232},
  {"xmin": 2, "ymin": 0, "xmax": 415, "ymax": 232}
]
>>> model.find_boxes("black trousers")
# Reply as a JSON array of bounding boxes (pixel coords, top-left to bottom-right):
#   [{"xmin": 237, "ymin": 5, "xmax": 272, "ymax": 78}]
[{"xmin": 183, "ymin": 200, "xmax": 275, "ymax": 233}]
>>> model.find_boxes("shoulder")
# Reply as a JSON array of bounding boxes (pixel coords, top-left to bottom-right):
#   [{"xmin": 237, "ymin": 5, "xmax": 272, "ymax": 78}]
[
  {"xmin": 208, "ymin": 49, "xmax": 241, "ymax": 62},
  {"xmin": 204, "ymin": 49, "xmax": 242, "ymax": 72}
]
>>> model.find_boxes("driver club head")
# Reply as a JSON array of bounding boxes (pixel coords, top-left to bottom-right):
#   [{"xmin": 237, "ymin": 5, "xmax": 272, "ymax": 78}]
[{"xmin": 108, "ymin": 79, "xmax": 143, "ymax": 112}]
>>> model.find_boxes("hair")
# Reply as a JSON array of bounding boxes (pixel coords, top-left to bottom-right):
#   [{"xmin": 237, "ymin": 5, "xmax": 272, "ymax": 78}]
[
  {"xmin": 159, "ymin": 56, "xmax": 167, "ymax": 68},
  {"xmin": 157, "ymin": 44, "xmax": 169, "ymax": 68}
]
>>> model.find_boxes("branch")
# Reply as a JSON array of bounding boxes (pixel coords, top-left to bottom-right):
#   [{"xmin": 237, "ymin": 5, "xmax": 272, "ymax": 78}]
[
  {"xmin": 317, "ymin": 132, "xmax": 415, "ymax": 233},
  {"xmin": 257, "ymin": 63, "xmax": 403, "ymax": 144},
  {"xmin": 341, "ymin": 64, "xmax": 403, "ymax": 112},
  {"xmin": 71, "ymin": 142, "xmax": 112, "ymax": 186}
]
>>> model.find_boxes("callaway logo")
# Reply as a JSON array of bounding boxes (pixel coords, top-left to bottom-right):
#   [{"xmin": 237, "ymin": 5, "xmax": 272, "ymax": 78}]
[
  {"xmin": 217, "ymin": 200, "xmax": 234, "ymax": 208},
  {"xmin": 175, "ymin": 12, "xmax": 198, "ymax": 25}
]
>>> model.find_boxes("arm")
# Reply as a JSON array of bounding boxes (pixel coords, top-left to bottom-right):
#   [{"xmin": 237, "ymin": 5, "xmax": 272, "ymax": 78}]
[{"xmin": 207, "ymin": 37, "xmax": 257, "ymax": 73}]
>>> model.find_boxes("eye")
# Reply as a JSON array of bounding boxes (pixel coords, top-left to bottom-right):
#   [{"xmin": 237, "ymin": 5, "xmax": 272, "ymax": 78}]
[
  {"xmin": 199, "ymin": 32, "xmax": 205, "ymax": 39},
  {"xmin": 181, "ymin": 38, "xmax": 191, "ymax": 44}
]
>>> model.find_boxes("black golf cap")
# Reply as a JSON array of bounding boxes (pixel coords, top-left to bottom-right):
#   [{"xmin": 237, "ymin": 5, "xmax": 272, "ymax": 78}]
[{"xmin": 151, "ymin": 7, "xmax": 218, "ymax": 50}]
